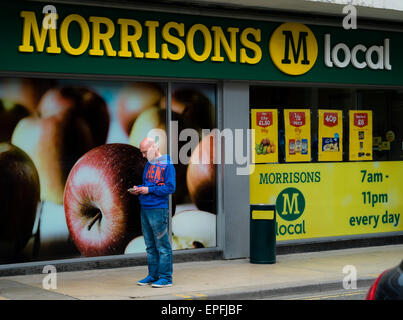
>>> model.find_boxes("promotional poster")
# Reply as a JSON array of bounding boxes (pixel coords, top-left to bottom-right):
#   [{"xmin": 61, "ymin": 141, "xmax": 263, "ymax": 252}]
[
  {"xmin": 349, "ymin": 110, "xmax": 373, "ymax": 161},
  {"xmin": 251, "ymin": 109, "xmax": 278, "ymax": 164},
  {"xmin": 284, "ymin": 109, "xmax": 311, "ymax": 162},
  {"xmin": 318, "ymin": 110, "xmax": 343, "ymax": 162}
]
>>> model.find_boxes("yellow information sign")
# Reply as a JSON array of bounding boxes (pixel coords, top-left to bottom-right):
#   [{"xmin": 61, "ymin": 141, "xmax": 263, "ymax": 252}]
[
  {"xmin": 284, "ymin": 109, "xmax": 311, "ymax": 162},
  {"xmin": 318, "ymin": 110, "xmax": 343, "ymax": 162},
  {"xmin": 349, "ymin": 110, "xmax": 373, "ymax": 161},
  {"xmin": 250, "ymin": 161, "xmax": 402, "ymax": 241},
  {"xmin": 251, "ymin": 109, "xmax": 278, "ymax": 163}
]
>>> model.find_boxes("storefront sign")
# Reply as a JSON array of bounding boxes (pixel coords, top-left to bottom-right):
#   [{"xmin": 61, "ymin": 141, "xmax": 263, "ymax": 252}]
[
  {"xmin": 349, "ymin": 110, "xmax": 373, "ymax": 161},
  {"xmin": 269, "ymin": 22, "xmax": 318, "ymax": 76},
  {"xmin": 1, "ymin": 2, "xmax": 403, "ymax": 85},
  {"xmin": 284, "ymin": 110, "xmax": 311, "ymax": 162},
  {"xmin": 251, "ymin": 109, "xmax": 278, "ymax": 163},
  {"xmin": 17, "ymin": 10, "xmax": 263, "ymax": 64},
  {"xmin": 324, "ymin": 35, "xmax": 391, "ymax": 70},
  {"xmin": 250, "ymin": 161, "xmax": 403, "ymax": 241},
  {"xmin": 318, "ymin": 110, "xmax": 343, "ymax": 162}
]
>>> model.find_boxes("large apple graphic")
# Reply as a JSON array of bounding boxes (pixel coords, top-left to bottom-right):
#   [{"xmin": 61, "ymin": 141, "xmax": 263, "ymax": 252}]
[
  {"xmin": 12, "ymin": 108, "xmax": 94, "ymax": 204},
  {"xmin": 186, "ymin": 133, "xmax": 217, "ymax": 213},
  {"xmin": 0, "ymin": 143, "xmax": 40, "ymax": 262},
  {"xmin": 172, "ymin": 210, "xmax": 216, "ymax": 250},
  {"xmin": 64, "ymin": 143, "xmax": 146, "ymax": 257},
  {"xmin": 11, "ymin": 86, "xmax": 109, "ymax": 204},
  {"xmin": 0, "ymin": 99, "xmax": 30, "ymax": 142},
  {"xmin": 117, "ymin": 82, "xmax": 164, "ymax": 136}
]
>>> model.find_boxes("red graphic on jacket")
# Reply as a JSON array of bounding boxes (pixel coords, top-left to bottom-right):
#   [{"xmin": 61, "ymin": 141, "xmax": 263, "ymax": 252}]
[{"xmin": 145, "ymin": 164, "xmax": 166, "ymax": 186}]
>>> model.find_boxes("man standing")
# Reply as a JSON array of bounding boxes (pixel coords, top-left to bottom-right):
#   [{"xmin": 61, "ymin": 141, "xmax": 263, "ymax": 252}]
[{"xmin": 129, "ymin": 137, "xmax": 176, "ymax": 288}]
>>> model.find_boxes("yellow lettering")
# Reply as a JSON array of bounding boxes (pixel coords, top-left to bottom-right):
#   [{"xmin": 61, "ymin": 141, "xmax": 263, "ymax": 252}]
[
  {"xmin": 18, "ymin": 11, "xmax": 61, "ymax": 54},
  {"xmin": 88, "ymin": 16, "xmax": 116, "ymax": 56},
  {"xmin": 18, "ymin": 11, "xmax": 264, "ymax": 67},
  {"xmin": 240, "ymin": 28, "xmax": 262, "ymax": 64},
  {"xmin": 186, "ymin": 24, "xmax": 212, "ymax": 62},
  {"xmin": 59, "ymin": 14, "xmax": 90, "ymax": 56},
  {"xmin": 117, "ymin": 18, "xmax": 144, "ymax": 58},
  {"xmin": 145, "ymin": 20, "xmax": 160, "ymax": 59},
  {"xmin": 161, "ymin": 22, "xmax": 185, "ymax": 61},
  {"xmin": 211, "ymin": 26, "xmax": 238, "ymax": 62}
]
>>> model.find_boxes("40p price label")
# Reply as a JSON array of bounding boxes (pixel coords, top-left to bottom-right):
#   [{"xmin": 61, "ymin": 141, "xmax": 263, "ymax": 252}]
[{"xmin": 324, "ymin": 112, "xmax": 338, "ymax": 127}]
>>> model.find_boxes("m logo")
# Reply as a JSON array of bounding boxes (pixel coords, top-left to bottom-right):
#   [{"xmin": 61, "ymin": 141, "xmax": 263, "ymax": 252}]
[
  {"xmin": 269, "ymin": 23, "xmax": 318, "ymax": 75},
  {"xmin": 275, "ymin": 187, "xmax": 305, "ymax": 221}
]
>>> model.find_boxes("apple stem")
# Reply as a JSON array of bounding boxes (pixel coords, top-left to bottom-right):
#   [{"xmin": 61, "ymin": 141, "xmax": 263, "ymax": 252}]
[{"xmin": 87, "ymin": 211, "xmax": 102, "ymax": 231}]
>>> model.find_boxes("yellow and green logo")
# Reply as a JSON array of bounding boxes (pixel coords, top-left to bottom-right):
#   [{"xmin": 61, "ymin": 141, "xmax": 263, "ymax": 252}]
[
  {"xmin": 269, "ymin": 22, "xmax": 318, "ymax": 75},
  {"xmin": 275, "ymin": 187, "xmax": 305, "ymax": 221}
]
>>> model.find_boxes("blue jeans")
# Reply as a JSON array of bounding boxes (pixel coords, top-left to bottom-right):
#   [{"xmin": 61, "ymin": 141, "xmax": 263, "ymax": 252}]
[{"xmin": 141, "ymin": 208, "xmax": 173, "ymax": 282}]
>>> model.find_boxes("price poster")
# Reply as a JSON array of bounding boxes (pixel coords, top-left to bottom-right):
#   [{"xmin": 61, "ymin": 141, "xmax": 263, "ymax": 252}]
[
  {"xmin": 318, "ymin": 110, "xmax": 343, "ymax": 162},
  {"xmin": 284, "ymin": 109, "xmax": 311, "ymax": 162},
  {"xmin": 349, "ymin": 110, "xmax": 373, "ymax": 161},
  {"xmin": 251, "ymin": 109, "xmax": 278, "ymax": 163}
]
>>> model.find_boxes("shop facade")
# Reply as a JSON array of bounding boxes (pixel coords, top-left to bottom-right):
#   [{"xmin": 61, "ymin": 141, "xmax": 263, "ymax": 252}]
[{"xmin": 0, "ymin": 1, "xmax": 402, "ymax": 272}]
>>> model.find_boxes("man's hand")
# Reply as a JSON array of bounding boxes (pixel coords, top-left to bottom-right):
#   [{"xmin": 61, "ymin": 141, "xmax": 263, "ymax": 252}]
[
  {"xmin": 137, "ymin": 187, "xmax": 149, "ymax": 194},
  {"xmin": 128, "ymin": 186, "xmax": 140, "ymax": 195}
]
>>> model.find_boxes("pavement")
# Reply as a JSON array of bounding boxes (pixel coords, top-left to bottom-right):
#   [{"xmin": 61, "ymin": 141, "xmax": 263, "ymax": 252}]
[{"xmin": 0, "ymin": 244, "xmax": 402, "ymax": 300}]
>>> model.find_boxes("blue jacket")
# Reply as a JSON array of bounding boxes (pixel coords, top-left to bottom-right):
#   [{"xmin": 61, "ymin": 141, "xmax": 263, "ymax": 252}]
[{"xmin": 138, "ymin": 154, "xmax": 176, "ymax": 209}]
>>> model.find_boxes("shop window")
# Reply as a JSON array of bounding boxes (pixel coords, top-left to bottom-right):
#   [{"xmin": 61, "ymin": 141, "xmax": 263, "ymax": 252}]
[
  {"xmin": 357, "ymin": 90, "xmax": 403, "ymax": 161},
  {"xmin": 0, "ymin": 77, "xmax": 217, "ymax": 265},
  {"xmin": 250, "ymin": 85, "xmax": 403, "ymax": 163},
  {"xmin": 169, "ymin": 82, "xmax": 217, "ymax": 251}
]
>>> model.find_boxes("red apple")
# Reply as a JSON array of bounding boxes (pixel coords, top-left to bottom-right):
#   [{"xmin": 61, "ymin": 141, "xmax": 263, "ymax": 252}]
[
  {"xmin": 0, "ymin": 143, "xmax": 40, "ymax": 262},
  {"xmin": 63, "ymin": 143, "xmax": 146, "ymax": 257},
  {"xmin": 117, "ymin": 82, "xmax": 164, "ymax": 135},
  {"xmin": 38, "ymin": 86, "xmax": 110, "ymax": 146},
  {"xmin": 0, "ymin": 99, "xmax": 30, "ymax": 142},
  {"xmin": 12, "ymin": 108, "xmax": 94, "ymax": 204},
  {"xmin": 11, "ymin": 86, "xmax": 109, "ymax": 204},
  {"xmin": 186, "ymin": 133, "xmax": 216, "ymax": 213}
]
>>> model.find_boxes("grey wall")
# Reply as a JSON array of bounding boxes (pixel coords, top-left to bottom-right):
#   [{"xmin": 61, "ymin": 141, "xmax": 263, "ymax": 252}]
[{"xmin": 219, "ymin": 81, "xmax": 250, "ymax": 259}]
